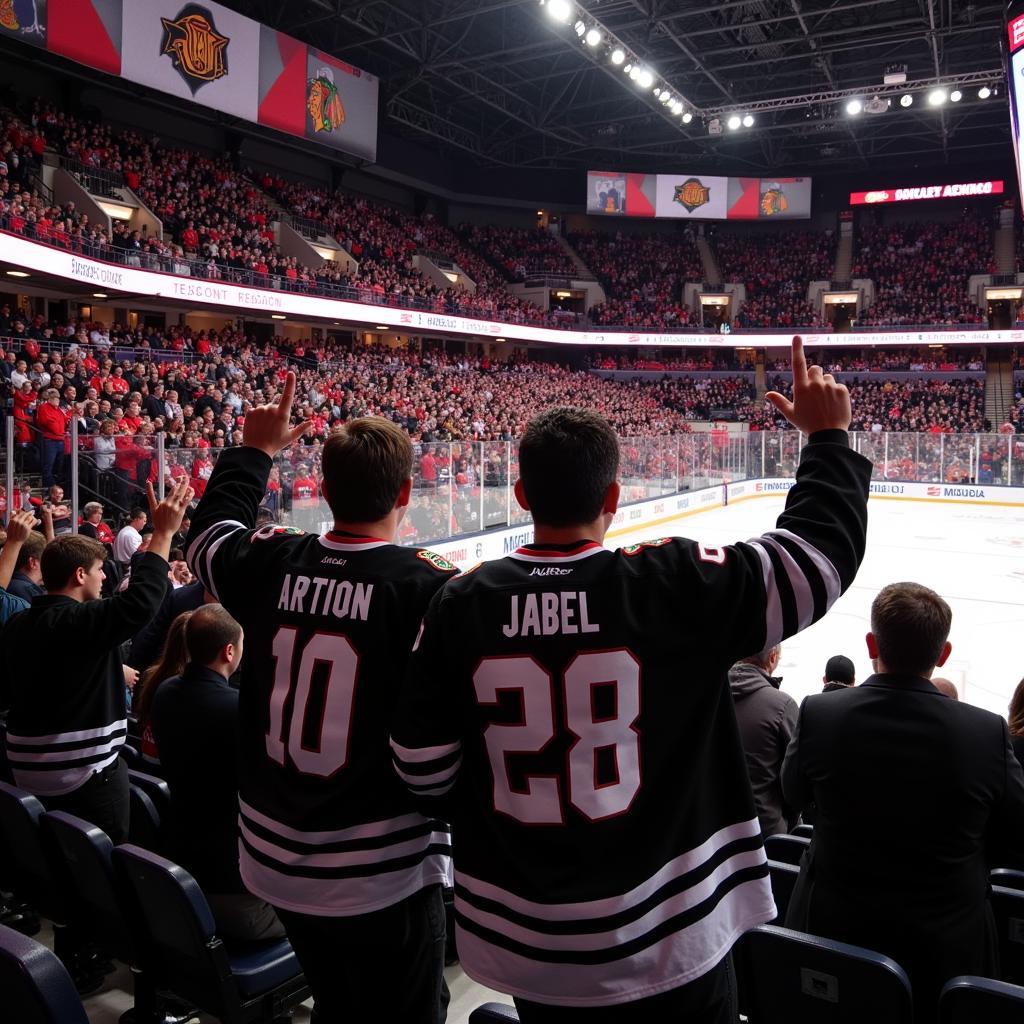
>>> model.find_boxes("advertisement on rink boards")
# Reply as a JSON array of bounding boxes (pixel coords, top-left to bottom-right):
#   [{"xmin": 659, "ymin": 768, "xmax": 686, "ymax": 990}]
[
  {"xmin": 3, "ymin": 0, "xmax": 379, "ymax": 162},
  {"xmin": 586, "ymin": 170, "xmax": 813, "ymax": 220},
  {"xmin": 6, "ymin": 230, "xmax": 1024, "ymax": 351}
]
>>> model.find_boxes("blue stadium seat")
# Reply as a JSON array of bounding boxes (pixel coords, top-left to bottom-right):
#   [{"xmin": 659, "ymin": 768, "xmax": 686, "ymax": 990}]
[
  {"xmin": 112, "ymin": 844, "xmax": 310, "ymax": 1022},
  {"xmin": 128, "ymin": 783, "xmax": 164, "ymax": 853},
  {"xmin": 768, "ymin": 860, "xmax": 800, "ymax": 923},
  {"xmin": 763, "ymin": 833, "xmax": 810, "ymax": 866},
  {"xmin": 991, "ymin": 885, "xmax": 1024, "ymax": 987},
  {"xmin": 468, "ymin": 1003, "xmax": 520, "ymax": 1023},
  {"xmin": 0, "ymin": 923, "xmax": 88, "ymax": 1024},
  {"xmin": 992, "ymin": 868, "xmax": 1024, "ymax": 892},
  {"xmin": 792, "ymin": 824, "xmax": 814, "ymax": 839},
  {"xmin": 735, "ymin": 924, "xmax": 913, "ymax": 1023},
  {"xmin": 41, "ymin": 811, "xmax": 167, "ymax": 1022},
  {"xmin": 939, "ymin": 976, "xmax": 1024, "ymax": 1022}
]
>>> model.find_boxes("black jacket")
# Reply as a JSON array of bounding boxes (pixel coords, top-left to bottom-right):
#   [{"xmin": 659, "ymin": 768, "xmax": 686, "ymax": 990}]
[
  {"xmin": 781, "ymin": 673, "xmax": 1024, "ymax": 1016},
  {"xmin": 729, "ymin": 662, "xmax": 798, "ymax": 836},
  {"xmin": 151, "ymin": 663, "xmax": 242, "ymax": 893}
]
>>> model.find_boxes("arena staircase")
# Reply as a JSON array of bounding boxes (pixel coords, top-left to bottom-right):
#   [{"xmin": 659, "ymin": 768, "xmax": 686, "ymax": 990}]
[
  {"xmin": 697, "ymin": 236, "xmax": 721, "ymax": 285},
  {"xmin": 985, "ymin": 348, "xmax": 1015, "ymax": 429},
  {"xmin": 833, "ymin": 232, "xmax": 854, "ymax": 282},
  {"xmin": 555, "ymin": 233, "xmax": 598, "ymax": 280},
  {"xmin": 994, "ymin": 222, "xmax": 1017, "ymax": 275}
]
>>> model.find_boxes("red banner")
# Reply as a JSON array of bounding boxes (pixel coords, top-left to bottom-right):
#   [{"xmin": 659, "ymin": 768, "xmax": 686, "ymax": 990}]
[{"xmin": 849, "ymin": 181, "xmax": 1004, "ymax": 205}]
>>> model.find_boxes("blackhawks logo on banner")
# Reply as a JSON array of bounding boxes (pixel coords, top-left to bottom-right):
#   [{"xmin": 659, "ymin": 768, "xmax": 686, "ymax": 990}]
[
  {"xmin": 308, "ymin": 69, "xmax": 346, "ymax": 133},
  {"xmin": 160, "ymin": 3, "xmax": 230, "ymax": 95},
  {"xmin": 673, "ymin": 178, "xmax": 710, "ymax": 213},
  {"xmin": 760, "ymin": 183, "xmax": 789, "ymax": 216}
]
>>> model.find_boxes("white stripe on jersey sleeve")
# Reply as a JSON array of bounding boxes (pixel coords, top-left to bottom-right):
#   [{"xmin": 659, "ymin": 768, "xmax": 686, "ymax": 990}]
[
  {"xmin": 390, "ymin": 738, "xmax": 462, "ymax": 764},
  {"xmin": 392, "ymin": 758, "xmax": 463, "ymax": 791},
  {"xmin": 185, "ymin": 520, "xmax": 246, "ymax": 596},
  {"xmin": 769, "ymin": 528, "xmax": 842, "ymax": 606},
  {"xmin": 745, "ymin": 541, "xmax": 785, "ymax": 650},
  {"xmin": 758, "ymin": 536, "xmax": 816, "ymax": 633}
]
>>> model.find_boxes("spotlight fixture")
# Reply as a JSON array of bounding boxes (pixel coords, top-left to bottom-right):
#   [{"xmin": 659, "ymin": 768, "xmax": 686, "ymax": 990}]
[
  {"xmin": 272, "ymin": 314, "xmax": 287, "ymax": 320},
  {"xmin": 629, "ymin": 65, "xmax": 640, "ymax": 81},
  {"xmin": 585, "ymin": 27, "xmax": 601, "ymax": 46},
  {"xmin": 846, "ymin": 98, "xmax": 863, "ymax": 115},
  {"xmin": 727, "ymin": 114, "xmax": 742, "ymax": 130},
  {"xmin": 546, "ymin": 0, "xmax": 572, "ymax": 22},
  {"xmin": 742, "ymin": 113, "xmax": 754, "ymax": 127},
  {"xmin": 653, "ymin": 88, "xmax": 661, "ymax": 98},
  {"xmin": 637, "ymin": 68, "xmax": 653, "ymax": 89},
  {"xmin": 682, "ymin": 111, "xmax": 693, "ymax": 124},
  {"xmin": 950, "ymin": 89, "xmax": 962, "ymax": 102},
  {"xmin": 573, "ymin": 19, "xmax": 585, "ymax": 36},
  {"xmin": 900, "ymin": 93, "xmax": 913, "ymax": 107},
  {"xmin": 928, "ymin": 88, "xmax": 947, "ymax": 106},
  {"xmin": 978, "ymin": 85, "xmax": 991, "ymax": 99},
  {"xmin": 671, "ymin": 100, "xmax": 684, "ymax": 115},
  {"xmin": 661, "ymin": 92, "xmax": 672, "ymax": 104},
  {"xmin": 611, "ymin": 48, "xmax": 625, "ymax": 65}
]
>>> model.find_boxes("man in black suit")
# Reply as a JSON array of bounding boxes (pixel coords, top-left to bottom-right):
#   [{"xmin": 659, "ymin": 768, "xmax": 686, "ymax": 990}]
[{"xmin": 781, "ymin": 581, "xmax": 1024, "ymax": 1020}]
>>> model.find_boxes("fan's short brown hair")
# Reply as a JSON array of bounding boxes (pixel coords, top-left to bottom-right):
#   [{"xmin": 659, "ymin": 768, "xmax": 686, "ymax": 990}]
[
  {"xmin": 321, "ymin": 417, "xmax": 413, "ymax": 522},
  {"xmin": 871, "ymin": 582, "xmax": 952, "ymax": 677}
]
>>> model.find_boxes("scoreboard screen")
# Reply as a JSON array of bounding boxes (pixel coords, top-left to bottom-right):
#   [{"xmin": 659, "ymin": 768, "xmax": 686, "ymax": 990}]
[{"xmin": 1007, "ymin": 1, "xmax": 1024, "ymax": 211}]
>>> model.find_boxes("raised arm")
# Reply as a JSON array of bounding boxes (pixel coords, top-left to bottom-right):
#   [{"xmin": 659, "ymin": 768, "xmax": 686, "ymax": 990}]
[{"xmin": 0, "ymin": 510, "xmax": 37, "ymax": 590}]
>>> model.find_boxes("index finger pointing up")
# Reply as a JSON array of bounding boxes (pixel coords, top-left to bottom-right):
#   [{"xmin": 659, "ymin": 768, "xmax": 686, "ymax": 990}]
[
  {"xmin": 277, "ymin": 371, "xmax": 297, "ymax": 417},
  {"xmin": 791, "ymin": 335, "xmax": 807, "ymax": 386}
]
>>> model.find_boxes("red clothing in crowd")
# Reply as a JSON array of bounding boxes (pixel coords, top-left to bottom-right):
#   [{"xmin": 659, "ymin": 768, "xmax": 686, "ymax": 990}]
[
  {"xmin": 36, "ymin": 401, "xmax": 70, "ymax": 441},
  {"xmin": 292, "ymin": 476, "xmax": 319, "ymax": 504}
]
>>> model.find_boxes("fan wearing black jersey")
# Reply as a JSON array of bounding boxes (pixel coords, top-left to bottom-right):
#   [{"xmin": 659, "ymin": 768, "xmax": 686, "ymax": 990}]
[
  {"xmin": 391, "ymin": 336, "xmax": 872, "ymax": 1022},
  {"xmin": 185, "ymin": 373, "xmax": 457, "ymax": 1024}
]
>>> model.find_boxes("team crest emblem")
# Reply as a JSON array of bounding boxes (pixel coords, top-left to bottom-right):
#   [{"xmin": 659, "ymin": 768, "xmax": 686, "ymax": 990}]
[
  {"xmin": 417, "ymin": 549, "xmax": 457, "ymax": 572},
  {"xmin": 0, "ymin": 1, "xmax": 18, "ymax": 31},
  {"xmin": 308, "ymin": 68, "xmax": 346, "ymax": 133},
  {"xmin": 760, "ymin": 184, "xmax": 789, "ymax": 216},
  {"xmin": 673, "ymin": 178, "xmax": 710, "ymax": 213},
  {"xmin": 160, "ymin": 4, "xmax": 229, "ymax": 95},
  {"xmin": 621, "ymin": 537, "xmax": 673, "ymax": 556}
]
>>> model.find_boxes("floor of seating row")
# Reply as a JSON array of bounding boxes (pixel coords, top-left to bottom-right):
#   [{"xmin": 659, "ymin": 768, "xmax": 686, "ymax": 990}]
[{"xmin": 29, "ymin": 917, "xmax": 515, "ymax": 1023}]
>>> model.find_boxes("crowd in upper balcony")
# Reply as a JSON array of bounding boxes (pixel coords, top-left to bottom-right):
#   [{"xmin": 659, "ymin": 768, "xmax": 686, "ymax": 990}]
[
  {"xmin": 852, "ymin": 219, "xmax": 992, "ymax": 326},
  {"xmin": 712, "ymin": 229, "xmax": 834, "ymax": 329},
  {"xmin": 567, "ymin": 228, "xmax": 702, "ymax": 328},
  {"xmin": 458, "ymin": 223, "xmax": 577, "ymax": 281}
]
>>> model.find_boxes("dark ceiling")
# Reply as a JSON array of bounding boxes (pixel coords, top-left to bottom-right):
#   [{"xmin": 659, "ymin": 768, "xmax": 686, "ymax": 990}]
[{"xmin": 223, "ymin": 0, "xmax": 1008, "ymax": 175}]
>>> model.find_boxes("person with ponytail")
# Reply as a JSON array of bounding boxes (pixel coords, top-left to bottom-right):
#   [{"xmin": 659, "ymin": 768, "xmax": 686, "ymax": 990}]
[{"xmin": 135, "ymin": 609, "xmax": 193, "ymax": 765}]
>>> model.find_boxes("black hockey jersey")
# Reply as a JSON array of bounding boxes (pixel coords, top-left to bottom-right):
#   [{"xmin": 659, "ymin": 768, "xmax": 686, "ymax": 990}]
[
  {"xmin": 186, "ymin": 447, "xmax": 458, "ymax": 917},
  {"xmin": 391, "ymin": 430, "xmax": 871, "ymax": 1006}
]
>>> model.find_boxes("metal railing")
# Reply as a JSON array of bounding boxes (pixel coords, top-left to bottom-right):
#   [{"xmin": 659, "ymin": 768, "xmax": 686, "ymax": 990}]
[
  {"xmin": 60, "ymin": 156, "xmax": 127, "ymax": 200},
  {"xmin": 4, "ymin": 428, "xmax": 1021, "ymax": 546}
]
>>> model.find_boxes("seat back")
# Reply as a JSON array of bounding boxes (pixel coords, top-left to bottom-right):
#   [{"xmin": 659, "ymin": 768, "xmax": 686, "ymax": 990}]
[
  {"xmin": 763, "ymin": 833, "xmax": 810, "ymax": 866},
  {"xmin": 735, "ymin": 924, "xmax": 913, "ymax": 1024},
  {"xmin": 792, "ymin": 824, "xmax": 814, "ymax": 839},
  {"xmin": 128, "ymin": 784, "xmax": 164, "ymax": 853},
  {"xmin": 768, "ymin": 860, "xmax": 800, "ymax": 923},
  {"xmin": 0, "ymin": 783, "xmax": 65, "ymax": 923},
  {"xmin": 468, "ymin": 1003, "xmax": 520, "ymax": 1023},
  {"xmin": 127, "ymin": 770, "xmax": 172, "ymax": 852},
  {"xmin": 0, "ymin": 923, "xmax": 89, "ymax": 1024},
  {"xmin": 41, "ymin": 812, "xmax": 135, "ymax": 966},
  {"xmin": 992, "ymin": 868, "xmax": 1024, "ymax": 892},
  {"xmin": 939, "ymin": 976, "xmax": 1024, "ymax": 1023},
  {"xmin": 991, "ymin": 885, "xmax": 1024, "ymax": 986},
  {"xmin": 126, "ymin": 769, "xmax": 171, "ymax": 817},
  {"xmin": 111, "ymin": 844, "xmax": 231, "ymax": 1013}
]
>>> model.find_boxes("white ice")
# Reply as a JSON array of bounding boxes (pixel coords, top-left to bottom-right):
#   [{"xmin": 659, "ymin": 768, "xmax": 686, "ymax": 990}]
[{"xmin": 610, "ymin": 494, "xmax": 1024, "ymax": 716}]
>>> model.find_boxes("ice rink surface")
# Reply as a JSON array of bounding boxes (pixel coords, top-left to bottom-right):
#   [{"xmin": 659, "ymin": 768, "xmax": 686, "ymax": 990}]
[{"xmin": 608, "ymin": 493, "xmax": 1024, "ymax": 716}]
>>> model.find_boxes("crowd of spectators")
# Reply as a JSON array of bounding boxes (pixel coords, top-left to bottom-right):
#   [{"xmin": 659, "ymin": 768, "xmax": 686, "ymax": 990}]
[
  {"xmin": 852, "ymin": 219, "xmax": 992, "ymax": 326},
  {"xmin": 767, "ymin": 348, "xmax": 986, "ymax": 372},
  {"xmin": 458, "ymin": 223, "xmax": 577, "ymax": 281},
  {"xmin": 590, "ymin": 349, "xmax": 755, "ymax": 371},
  {"xmin": 713, "ymin": 229, "xmax": 833, "ymax": 329},
  {"xmin": 567, "ymin": 228, "xmax": 702, "ymax": 328}
]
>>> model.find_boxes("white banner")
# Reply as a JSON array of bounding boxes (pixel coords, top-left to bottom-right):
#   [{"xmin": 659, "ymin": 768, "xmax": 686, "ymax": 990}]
[
  {"xmin": 3, "ymin": 231, "xmax": 1019, "ymax": 349},
  {"xmin": 121, "ymin": 0, "xmax": 260, "ymax": 122}
]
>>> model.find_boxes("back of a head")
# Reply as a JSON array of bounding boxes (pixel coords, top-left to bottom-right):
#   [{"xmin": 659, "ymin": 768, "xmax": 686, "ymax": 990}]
[
  {"xmin": 41, "ymin": 534, "xmax": 106, "ymax": 591},
  {"xmin": 321, "ymin": 417, "xmax": 412, "ymax": 522},
  {"xmin": 14, "ymin": 530, "xmax": 46, "ymax": 572},
  {"xmin": 824, "ymin": 654, "xmax": 855, "ymax": 687},
  {"xmin": 871, "ymin": 582, "xmax": 952, "ymax": 678},
  {"xmin": 185, "ymin": 603, "xmax": 242, "ymax": 666},
  {"xmin": 518, "ymin": 407, "xmax": 619, "ymax": 527}
]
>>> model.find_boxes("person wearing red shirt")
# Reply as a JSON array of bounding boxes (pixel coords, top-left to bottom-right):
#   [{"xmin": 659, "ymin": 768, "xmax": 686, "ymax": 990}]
[
  {"xmin": 190, "ymin": 445, "xmax": 215, "ymax": 499},
  {"xmin": 113, "ymin": 432, "xmax": 147, "ymax": 509},
  {"xmin": 118, "ymin": 400, "xmax": 143, "ymax": 435},
  {"xmin": 420, "ymin": 447, "xmax": 437, "ymax": 489},
  {"xmin": 109, "ymin": 371, "xmax": 129, "ymax": 396},
  {"xmin": 35, "ymin": 388, "xmax": 70, "ymax": 488},
  {"xmin": 13, "ymin": 381, "xmax": 37, "ymax": 444},
  {"xmin": 181, "ymin": 222, "xmax": 199, "ymax": 252}
]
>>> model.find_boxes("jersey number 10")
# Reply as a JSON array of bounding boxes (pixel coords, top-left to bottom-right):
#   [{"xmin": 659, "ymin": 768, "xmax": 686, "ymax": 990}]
[{"xmin": 474, "ymin": 648, "xmax": 641, "ymax": 825}]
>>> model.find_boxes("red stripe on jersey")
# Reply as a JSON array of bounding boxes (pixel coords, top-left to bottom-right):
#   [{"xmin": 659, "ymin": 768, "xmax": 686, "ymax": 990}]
[{"xmin": 515, "ymin": 542, "xmax": 603, "ymax": 558}]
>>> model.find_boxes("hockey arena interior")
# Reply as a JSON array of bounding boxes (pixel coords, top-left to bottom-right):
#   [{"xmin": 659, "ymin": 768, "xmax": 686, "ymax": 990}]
[{"xmin": 6, "ymin": 1, "xmax": 1024, "ymax": 1022}]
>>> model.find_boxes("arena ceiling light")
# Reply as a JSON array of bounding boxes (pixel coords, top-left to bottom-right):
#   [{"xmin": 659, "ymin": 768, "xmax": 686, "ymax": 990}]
[
  {"xmin": 672, "ymin": 100, "xmax": 684, "ymax": 115},
  {"xmin": 573, "ymin": 19, "xmax": 585, "ymax": 37},
  {"xmin": 900, "ymin": 93, "xmax": 914, "ymax": 107},
  {"xmin": 610, "ymin": 47, "xmax": 625, "ymax": 65},
  {"xmin": 682, "ymin": 111, "xmax": 693, "ymax": 124},
  {"xmin": 846, "ymin": 98, "xmax": 863, "ymax": 115},
  {"xmin": 636, "ymin": 69, "xmax": 654, "ymax": 89},
  {"xmin": 544, "ymin": 0, "xmax": 573, "ymax": 23},
  {"xmin": 742, "ymin": 113, "xmax": 755, "ymax": 127},
  {"xmin": 585, "ymin": 27, "xmax": 601, "ymax": 46},
  {"xmin": 928, "ymin": 88, "xmax": 948, "ymax": 106},
  {"xmin": 727, "ymin": 114, "xmax": 742, "ymax": 130},
  {"xmin": 979, "ymin": 86, "xmax": 992, "ymax": 99},
  {"xmin": 272, "ymin": 314, "xmax": 287, "ymax": 320},
  {"xmin": 950, "ymin": 89, "xmax": 963, "ymax": 103},
  {"xmin": 93, "ymin": 292, "xmax": 108, "ymax": 299},
  {"xmin": 6, "ymin": 270, "xmax": 28, "ymax": 277}
]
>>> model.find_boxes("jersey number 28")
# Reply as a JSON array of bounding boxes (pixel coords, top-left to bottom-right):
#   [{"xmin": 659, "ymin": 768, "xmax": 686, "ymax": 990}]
[{"xmin": 474, "ymin": 648, "xmax": 641, "ymax": 825}]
